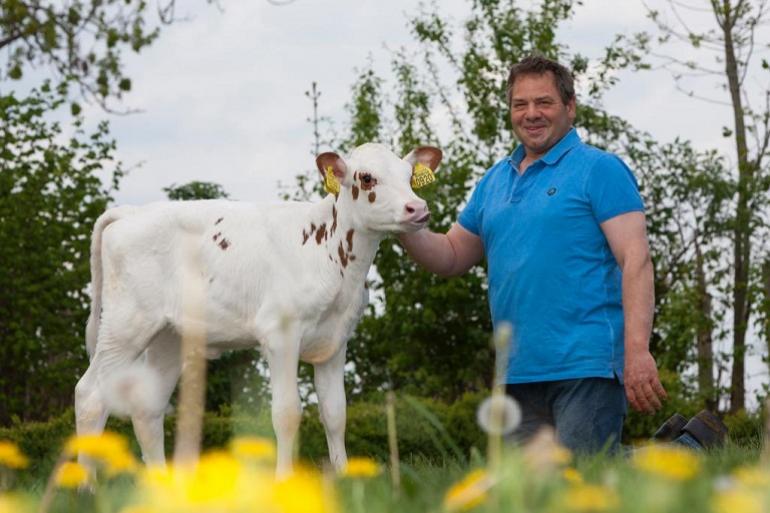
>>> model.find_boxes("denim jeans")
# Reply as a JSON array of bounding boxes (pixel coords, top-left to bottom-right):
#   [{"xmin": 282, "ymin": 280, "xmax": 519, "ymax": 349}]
[{"xmin": 505, "ymin": 377, "xmax": 627, "ymax": 455}]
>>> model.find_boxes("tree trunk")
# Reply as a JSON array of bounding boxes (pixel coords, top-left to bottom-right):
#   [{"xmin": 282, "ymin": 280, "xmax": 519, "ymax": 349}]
[
  {"xmin": 695, "ymin": 238, "xmax": 716, "ymax": 410},
  {"xmin": 716, "ymin": 0, "xmax": 753, "ymax": 413}
]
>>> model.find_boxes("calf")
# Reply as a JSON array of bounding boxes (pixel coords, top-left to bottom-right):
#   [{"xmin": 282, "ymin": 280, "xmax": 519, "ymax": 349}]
[{"xmin": 75, "ymin": 143, "xmax": 442, "ymax": 475}]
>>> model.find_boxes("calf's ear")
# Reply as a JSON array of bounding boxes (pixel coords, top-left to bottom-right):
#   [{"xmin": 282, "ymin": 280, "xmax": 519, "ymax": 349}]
[
  {"xmin": 316, "ymin": 152, "xmax": 349, "ymax": 195},
  {"xmin": 403, "ymin": 146, "xmax": 443, "ymax": 173}
]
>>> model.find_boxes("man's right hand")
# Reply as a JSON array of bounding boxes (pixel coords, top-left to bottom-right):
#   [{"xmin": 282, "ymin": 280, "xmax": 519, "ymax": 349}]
[{"xmin": 398, "ymin": 223, "xmax": 484, "ymax": 277}]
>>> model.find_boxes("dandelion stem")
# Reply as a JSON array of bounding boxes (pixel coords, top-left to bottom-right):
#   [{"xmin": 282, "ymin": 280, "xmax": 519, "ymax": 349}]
[
  {"xmin": 386, "ymin": 391, "xmax": 400, "ymax": 495},
  {"xmin": 487, "ymin": 323, "xmax": 511, "ymax": 475},
  {"xmin": 173, "ymin": 235, "xmax": 208, "ymax": 466},
  {"xmin": 37, "ymin": 451, "xmax": 68, "ymax": 513}
]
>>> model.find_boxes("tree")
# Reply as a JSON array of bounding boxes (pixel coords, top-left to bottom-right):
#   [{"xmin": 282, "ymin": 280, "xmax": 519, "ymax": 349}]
[
  {"xmin": 607, "ymin": 0, "xmax": 770, "ymax": 412},
  {"xmin": 0, "ymin": 0, "xmax": 165, "ymax": 109},
  {"xmin": 164, "ymin": 181, "xmax": 230, "ymax": 201},
  {"xmin": 0, "ymin": 85, "xmax": 123, "ymax": 423}
]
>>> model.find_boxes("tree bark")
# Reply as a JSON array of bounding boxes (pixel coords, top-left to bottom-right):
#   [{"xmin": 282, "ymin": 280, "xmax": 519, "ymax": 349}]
[
  {"xmin": 695, "ymin": 238, "xmax": 716, "ymax": 409},
  {"xmin": 716, "ymin": 0, "xmax": 753, "ymax": 413}
]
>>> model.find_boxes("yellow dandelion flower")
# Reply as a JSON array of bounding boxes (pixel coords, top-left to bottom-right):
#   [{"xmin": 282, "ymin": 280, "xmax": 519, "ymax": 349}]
[
  {"xmin": 631, "ymin": 444, "xmax": 700, "ymax": 481},
  {"xmin": 105, "ymin": 449, "xmax": 139, "ymax": 476},
  {"xmin": 55, "ymin": 461, "xmax": 89, "ymax": 488},
  {"xmin": 563, "ymin": 484, "xmax": 619, "ymax": 512},
  {"xmin": 0, "ymin": 441, "xmax": 28, "ymax": 469},
  {"xmin": 733, "ymin": 466, "xmax": 770, "ymax": 488},
  {"xmin": 0, "ymin": 494, "xmax": 27, "ymax": 513},
  {"xmin": 563, "ymin": 467, "xmax": 584, "ymax": 484},
  {"xmin": 713, "ymin": 489, "xmax": 763, "ymax": 513},
  {"xmin": 273, "ymin": 468, "xmax": 334, "ymax": 513},
  {"xmin": 342, "ymin": 457, "xmax": 381, "ymax": 478},
  {"xmin": 184, "ymin": 451, "xmax": 243, "ymax": 506},
  {"xmin": 230, "ymin": 436, "xmax": 276, "ymax": 461},
  {"xmin": 444, "ymin": 469, "xmax": 491, "ymax": 512},
  {"xmin": 65, "ymin": 431, "xmax": 136, "ymax": 475}
]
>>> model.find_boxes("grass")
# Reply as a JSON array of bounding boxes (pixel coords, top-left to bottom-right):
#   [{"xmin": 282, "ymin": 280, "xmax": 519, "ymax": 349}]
[{"xmin": 0, "ymin": 431, "xmax": 767, "ymax": 513}]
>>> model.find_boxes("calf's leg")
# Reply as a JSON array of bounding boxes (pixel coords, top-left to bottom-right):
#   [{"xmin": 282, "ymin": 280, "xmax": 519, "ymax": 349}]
[
  {"xmin": 264, "ymin": 326, "xmax": 302, "ymax": 477},
  {"xmin": 131, "ymin": 329, "xmax": 182, "ymax": 465},
  {"xmin": 314, "ymin": 346, "xmax": 348, "ymax": 471}
]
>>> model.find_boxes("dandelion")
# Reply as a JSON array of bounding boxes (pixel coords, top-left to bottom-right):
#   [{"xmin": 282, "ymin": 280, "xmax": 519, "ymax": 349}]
[
  {"xmin": 0, "ymin": 441, "xmax": 28, "ymax": 469},
  {"xmin": 65, "ymin": 431, "xmax": 137, "ymax": 475},
  {"xmin": 563, "ymin": 467, "xmax": 584, "ymax": 484},
  {"xmin": 230, "ymin": 436, "xmax": 276, "ymax": 462},
  {"xmin": 713, "ymin": 489, "xmax": 763, "ymax": 513},
  {"xmin": 132, "ymin": 454, "xmax": 336, "ymax": 513},
  {"xmin": 631, "ymin": 444, "xmax": 700, "ymax": 481},
  {"xmin": 0, "ymin": 494, "xmax": 25, "ymax": 513},
  {"xmin": 273, "ymin": 468, "xmax": 334, "ymax": 513},
  {"xmin": 523, "ymin": 427, "xmax": 572, "ymax": 471},
  {"xmin": 342, "ymin": 457, "xmax": 381, "ymax": 478},
  {"xmin": 444, "ymin": 469, "xmax": 492, "ymax": 512},
  {"xmin": 733, "ymin": 466, "xmax": 770, "ymax": 488},
  {"xmin": 562, "ymin": 483, "xmax": 619, "ymax": 512},
  {"xmin": 55, "ymin": 461, "xmax": 89, "ymax": 488}
]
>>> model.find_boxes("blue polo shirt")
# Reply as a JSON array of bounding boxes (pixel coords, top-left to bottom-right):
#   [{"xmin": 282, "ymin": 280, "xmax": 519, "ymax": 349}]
[{"xmin": 458, "ymin": 128, "xmax": 644, "ymax": 384}]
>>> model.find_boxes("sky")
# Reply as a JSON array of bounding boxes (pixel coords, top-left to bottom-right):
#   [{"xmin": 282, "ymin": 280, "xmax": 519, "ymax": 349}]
[
  {"xmin": 18, "ymin": 0, "xmax": 770, "ymax": 404},
  {"xmin": 102, "ymin": 0, "xmax": 738, "ymax": 207}
]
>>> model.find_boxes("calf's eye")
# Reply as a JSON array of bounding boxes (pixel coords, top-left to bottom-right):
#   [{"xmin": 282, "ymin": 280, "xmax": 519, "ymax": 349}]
[{"xmin": 362, "ymin": 174, "xmax": 372, "ymax": 184}]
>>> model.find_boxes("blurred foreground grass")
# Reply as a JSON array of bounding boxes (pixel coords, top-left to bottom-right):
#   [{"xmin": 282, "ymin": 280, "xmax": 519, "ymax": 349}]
[{"xmin": 0, "ymin": 430, "xmax": 767, "ymax": 513}]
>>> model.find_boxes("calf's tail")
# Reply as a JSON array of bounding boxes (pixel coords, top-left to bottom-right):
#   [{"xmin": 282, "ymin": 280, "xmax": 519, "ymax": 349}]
[{"xmin": 85, "ymin": 206, "xmax": 133, "ymax": 360}]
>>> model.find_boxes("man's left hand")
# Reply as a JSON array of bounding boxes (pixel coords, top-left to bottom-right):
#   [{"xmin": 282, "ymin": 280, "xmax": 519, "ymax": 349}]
[{"xmin": 624, "ymin": 349, "xmax": 667, "ymax": 414}]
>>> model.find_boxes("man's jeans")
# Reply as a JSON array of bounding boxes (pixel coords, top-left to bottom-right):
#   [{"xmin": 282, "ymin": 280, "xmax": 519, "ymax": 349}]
[{"xmin": 505, "ymin": 377, "xmax": 626, "ymax": 455}]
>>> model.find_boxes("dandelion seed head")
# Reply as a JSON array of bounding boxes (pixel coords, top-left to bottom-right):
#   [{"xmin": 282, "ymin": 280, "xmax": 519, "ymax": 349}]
[
  {"xmin": 102, "ymin": 364, "xmax": 166, "ymax": 418},
  {"xmin": 476, "ymin": 394, "xmax": 521, "ymax": 435}
]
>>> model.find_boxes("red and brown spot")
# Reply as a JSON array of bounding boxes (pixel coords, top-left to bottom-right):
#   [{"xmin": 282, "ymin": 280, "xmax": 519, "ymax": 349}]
[
  {"xmin": 338, "ymin": 242, "xmax": 349, "ymax": 267},
  {"xmin": 215, "ymin": 217, "xmax": 224, "ymax": 225},
  {"xmin": 352, "ymin": 185, "xmax": 359, "ymax": 200},
  {"xmin": 346, "ymin": 229, "xmax": 354, "ymax": 252},
  {"xmin": 219, "ymin": 238, "xmax": 230, "ymax": 250},
  {"xmin": 213, "ymin": 232, "xmax": 221, "ymax": 242},
  {"xmin": 302, "ymin": 229, "xmax": 310, "ymax": 245},
  {"xmin": 315, "ymin": 223, "xmax": 326, "ymax": 244},
  {"xmin": 331, "ymin": 205, "xmax": 338, "ymax": 235},
  {"xmin": 368, "ymin": 192, "xmax": 376, "ymax": 203}
]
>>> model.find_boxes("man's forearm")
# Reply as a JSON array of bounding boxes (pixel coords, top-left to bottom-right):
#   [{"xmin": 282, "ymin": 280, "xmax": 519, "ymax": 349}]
[
  {"xmin": 398, "ymin": 230, "xmax": 458, "ymax": 276},
  {"xmin": 622, "ymin": 253, "xmax": 655, "ymax": 355}
]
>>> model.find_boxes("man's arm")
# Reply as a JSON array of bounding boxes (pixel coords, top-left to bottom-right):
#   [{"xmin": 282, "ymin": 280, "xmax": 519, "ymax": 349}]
[
  {"xmin": 398, "ymin": 223, "xmax": 484, "ymax": 277},
  {"xmin": 601, "ymin": 211, "xmax": 667, "ymax": 414}
]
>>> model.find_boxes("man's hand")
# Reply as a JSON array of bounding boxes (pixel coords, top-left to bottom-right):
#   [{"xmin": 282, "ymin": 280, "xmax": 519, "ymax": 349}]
[{"xmin": 624, "ymin": 349, "xmax": 666, "ymax": 413}]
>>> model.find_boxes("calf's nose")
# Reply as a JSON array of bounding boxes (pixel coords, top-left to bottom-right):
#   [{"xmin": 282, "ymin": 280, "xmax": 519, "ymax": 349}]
[{"xmin": 404, "ymin": 201, "xmax": 430, "ymax": 223}]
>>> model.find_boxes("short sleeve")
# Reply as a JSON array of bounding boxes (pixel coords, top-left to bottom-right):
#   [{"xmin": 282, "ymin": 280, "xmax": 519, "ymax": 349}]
[
  {"xmin": 458, "ymin": 179, "xmax": 485, "ymax": 236},
  {"xmin": 586, "ymin": 154, "xmax": 645, "ymax": 224}
]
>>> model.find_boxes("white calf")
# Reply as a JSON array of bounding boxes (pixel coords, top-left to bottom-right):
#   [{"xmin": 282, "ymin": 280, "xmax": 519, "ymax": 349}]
[{"xmin": 75, "ymin": 143, "xmax": 442, "ymax": 475}]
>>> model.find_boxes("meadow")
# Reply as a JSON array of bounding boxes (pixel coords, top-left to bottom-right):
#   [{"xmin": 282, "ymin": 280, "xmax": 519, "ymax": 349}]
[{"xmin": 0, "ymin": 395, "xmax": 767, "ymax": 513}]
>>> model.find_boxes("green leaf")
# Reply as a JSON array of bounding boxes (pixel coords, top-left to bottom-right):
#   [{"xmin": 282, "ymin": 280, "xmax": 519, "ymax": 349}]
[{"xmin": 8, "ymin": 65, "xmax": 22, "ymax": 80}]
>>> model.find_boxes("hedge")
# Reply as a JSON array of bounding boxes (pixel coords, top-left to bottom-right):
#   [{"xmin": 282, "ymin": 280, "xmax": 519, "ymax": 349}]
[{"xmin": 0, "ymin": 391, "xmax": 763, "ymax": 484}]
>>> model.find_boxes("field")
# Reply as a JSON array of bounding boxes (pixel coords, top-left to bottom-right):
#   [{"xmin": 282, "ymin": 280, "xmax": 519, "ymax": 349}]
[{"xmin": 0, "ymin": 401, "xmax": 767, "ymax": 513}]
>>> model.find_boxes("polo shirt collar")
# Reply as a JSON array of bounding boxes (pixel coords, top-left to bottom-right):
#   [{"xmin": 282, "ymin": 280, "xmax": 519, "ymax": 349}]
[{"xmin": 509, "ymin": 127, "xmax": 580, "ymax": 168}]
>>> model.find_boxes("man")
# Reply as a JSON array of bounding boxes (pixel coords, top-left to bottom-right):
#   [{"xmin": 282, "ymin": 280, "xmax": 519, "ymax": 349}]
[{"xmin": 399, "ymin": 55, "xmax": 666, "ymax": 454}]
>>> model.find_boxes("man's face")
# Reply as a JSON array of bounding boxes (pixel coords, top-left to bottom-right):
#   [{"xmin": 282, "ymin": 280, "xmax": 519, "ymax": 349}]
[{"xmin": 509, "ymin": 72, "xmax": 576, "ymax": 159}]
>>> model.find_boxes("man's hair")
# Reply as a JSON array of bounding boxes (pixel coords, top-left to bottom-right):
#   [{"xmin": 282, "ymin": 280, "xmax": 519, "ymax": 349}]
[{"xmin": 506, "ymin": 55, "xmax": 575, "ymax": 105}]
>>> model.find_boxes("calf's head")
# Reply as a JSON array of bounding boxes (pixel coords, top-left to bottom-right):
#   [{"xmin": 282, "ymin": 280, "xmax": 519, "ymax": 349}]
[{"xmin": 316, "ymin": 143, "xmax": 442, "ymax": 233}]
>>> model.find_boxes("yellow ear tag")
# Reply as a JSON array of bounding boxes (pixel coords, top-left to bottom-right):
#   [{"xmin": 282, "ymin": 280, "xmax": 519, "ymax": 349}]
[
  {"xmin": 411, "ymin": 162, "xmax": 436, "ymax": 189},
  {"xmin": 324, "ymin": 165, "xmax": 340, "ymax": 195}
]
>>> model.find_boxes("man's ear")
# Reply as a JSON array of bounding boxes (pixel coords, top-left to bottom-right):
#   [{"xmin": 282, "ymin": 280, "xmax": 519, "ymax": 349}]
[{"xmin": 403, "ymin": 146, "xmax": 443, "ymax": 173}]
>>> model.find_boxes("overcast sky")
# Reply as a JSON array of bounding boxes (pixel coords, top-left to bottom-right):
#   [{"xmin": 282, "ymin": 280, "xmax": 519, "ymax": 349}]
[
  {"xmin": 68, "ymin": 0, "xmax": 769, "ymax": 404},
  {"xmin": 102, "ymin": 0, "xmax": 742, "ymax": 206}
]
